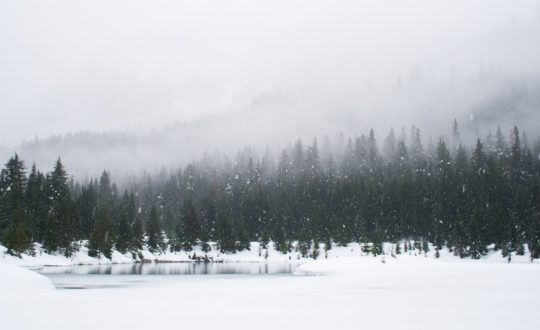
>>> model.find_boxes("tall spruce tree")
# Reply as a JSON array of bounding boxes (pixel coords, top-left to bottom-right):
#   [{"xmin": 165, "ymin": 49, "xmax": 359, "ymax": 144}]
[
  {"xmin": 43, "ymin": 158, "xmax": 78, "ymax": 256},
  {"xmin": 469, "ymin": 140, "xmax": 488, "ymax": 258},
  {"xmin": 216, "ymin": 206, "xmax": 236, "ymax": 252},
  {"xmin": 88, "ymin": 171, "xmax": 114, "ymax": 258},
  {"xmin": 78, "ymin": 179, "xmax": 98, "ymax": 239},
  {"xmin": 180, "ymin": 199, "xmax": 200, "ymax": 251},
  {"xmin": 25, "ymin": 164, "xmax": 47, "ymax": 243},
  {"xmin": 0, "ymin": 154, "xmax": 32, "ymax": 255},
  {"xmin": 146, "ymin": 206, "xmax": 164, "ymax": 252},
  {"xmin": 131, "ymin": 214, "xmax": 145, "ymax": 251},
  {"xmin": 115, "ymin": 190, "xmax": 132, "ymax": 253},
  {"xmin": 89, "ymin": 206, "xmax": 113, "ymax": 259}
]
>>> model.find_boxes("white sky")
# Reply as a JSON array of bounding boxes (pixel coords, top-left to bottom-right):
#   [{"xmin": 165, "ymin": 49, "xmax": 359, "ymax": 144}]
[{"xmin": 1, "ymin": 0, "xmax": 540, "ymax": 147}]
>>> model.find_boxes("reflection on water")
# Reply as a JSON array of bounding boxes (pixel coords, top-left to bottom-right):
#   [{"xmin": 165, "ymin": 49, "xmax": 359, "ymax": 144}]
[
  {"xmin": 40, "ymin": 262, "xmax": 299, "ymax": 276},
  {"xmin": 38, "ymin": 262, "xmax": 301, "ymax": 290}
]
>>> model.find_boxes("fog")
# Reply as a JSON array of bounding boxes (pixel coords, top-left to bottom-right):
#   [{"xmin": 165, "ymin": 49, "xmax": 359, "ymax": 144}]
[{"xmin": 1, "ymin": 0, "xmax": 540, "ymax": 178}]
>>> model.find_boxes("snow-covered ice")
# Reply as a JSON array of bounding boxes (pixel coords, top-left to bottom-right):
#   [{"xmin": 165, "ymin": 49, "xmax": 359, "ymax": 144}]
[{"xmin": 2, "ymin": 243, "xmax": 540, "ymax": 330}]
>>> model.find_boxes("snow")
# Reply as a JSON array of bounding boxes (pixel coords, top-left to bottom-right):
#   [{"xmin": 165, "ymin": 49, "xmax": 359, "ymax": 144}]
[
  {"xmin": 294, "ymin": 256, "xmax": 395, "ymax": 276},
  {"xmin": 2, "ymin": 242, "xmax": 540, "ymax": 330},
  {"xmin": 0, "ymin": 241, "xmax": 352, "ymax": 267},
  {"xmin": 0, "ymin": 243, "xmax": 135, "ymax": 268},
  {"xmin": 0, "ymin": 261, "xmax": 54, "ymax": 291},
  {"xmin": 2, "ymin": 241, "xmax": 535, "ymax": 269}
]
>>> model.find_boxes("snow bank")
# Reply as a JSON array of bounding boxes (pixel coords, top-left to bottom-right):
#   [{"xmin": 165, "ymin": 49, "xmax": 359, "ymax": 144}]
[
  {"xmin": 294, "ymin": 256, "xmax": 392, "ymax": 275},
  {"xmin": 0, "ymin": 243, "xmax": 137, "ymax": 268},
  {"xmin": 293, "ymin": 252, "xmax": 455, "ymax": 276},
  {"xmin": 0, "ymin": 261, "xmax": 54, "ymax": 291}
]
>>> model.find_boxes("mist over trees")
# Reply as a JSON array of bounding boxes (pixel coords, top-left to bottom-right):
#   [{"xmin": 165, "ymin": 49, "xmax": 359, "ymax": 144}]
[
  {"xmin": 4, "ymin": 71, "xmax": 540, "ymax": 180},
  {"xmin": 1, "ymin": 124, "xmax": 540, "ymax": 261}
]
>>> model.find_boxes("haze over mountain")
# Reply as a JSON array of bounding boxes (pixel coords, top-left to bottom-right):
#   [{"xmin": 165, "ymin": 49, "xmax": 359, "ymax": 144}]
[{"xmin": 1, "ymin": 0, "xmax": 540, "ymax": 178}]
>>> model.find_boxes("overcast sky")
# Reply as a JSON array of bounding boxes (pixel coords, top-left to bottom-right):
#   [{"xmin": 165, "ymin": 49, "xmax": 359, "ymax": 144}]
[{"xmin": 1, "ymin": 0, "xmax": 540, "ymax": 148}]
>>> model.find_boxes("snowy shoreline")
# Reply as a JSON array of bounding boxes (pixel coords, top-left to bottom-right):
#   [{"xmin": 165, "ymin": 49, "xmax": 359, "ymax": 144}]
[{"xmin": 2, "ymin": 240, "xmax": 537, "ymax": 269}]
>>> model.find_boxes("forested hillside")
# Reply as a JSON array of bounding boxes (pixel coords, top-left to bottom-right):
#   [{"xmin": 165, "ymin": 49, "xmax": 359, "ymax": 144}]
[{"xmin": 1, "ymin": 124, "xmax": 539, "ymax": 261}]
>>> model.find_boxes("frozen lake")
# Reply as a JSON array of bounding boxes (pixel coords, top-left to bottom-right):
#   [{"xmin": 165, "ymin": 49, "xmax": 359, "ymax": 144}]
[
  {"xmin": 4, "ymin": 256, "xmax": 540, "ymax": 330},
  {"xmin": 38, "ymin": 262, "xmax": 302, "ymax": 290}
]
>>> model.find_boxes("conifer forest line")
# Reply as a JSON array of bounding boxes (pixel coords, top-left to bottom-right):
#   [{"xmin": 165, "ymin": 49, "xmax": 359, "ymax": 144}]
[{"xmin": 1, "ymin": 124, "xmax": 540, "ymax": 261}]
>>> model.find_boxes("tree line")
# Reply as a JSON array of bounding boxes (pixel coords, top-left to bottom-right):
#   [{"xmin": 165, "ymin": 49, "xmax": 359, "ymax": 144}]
[{"xmin": 1, "ymin": 123, "xmax": 540, "ymax": 261}]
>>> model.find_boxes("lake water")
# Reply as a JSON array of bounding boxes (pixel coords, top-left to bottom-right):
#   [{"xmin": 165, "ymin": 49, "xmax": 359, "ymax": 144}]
[{"xmin": 39, "ymin": 262, "xmax": 302, "ymax": 290}]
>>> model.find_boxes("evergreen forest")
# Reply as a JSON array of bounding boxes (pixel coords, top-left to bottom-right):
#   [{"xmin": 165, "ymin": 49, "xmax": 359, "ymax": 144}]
[{"xmin": 1, "ymin": 124, "xmax": 540, "ymax": 261}]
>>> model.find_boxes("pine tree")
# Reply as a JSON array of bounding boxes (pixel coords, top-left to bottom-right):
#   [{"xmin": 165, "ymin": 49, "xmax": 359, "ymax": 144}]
[
  {"xmin": 115, "ymin": 190, "xmax": 132, "ymax": 254},
  {"xmin": 410, "ymin": 128, "xmax": 425, "ymax": 168},
  {"xmin": 527, "ymin": 181, "xmax": 540, "ymax": 260},
  {"xmin": 495, "ymin": 125, "xmax": 506, "ymax": 161},
  {"xmin": 432, "ymin": 139, "xmax": 452, "ymax": 250},
  {"xmin": 88, "ymin": 205, "xmax": 113, "ymax": 259},
  {"xmin": 180, "ymin": 199, "xmax": 200, "ymax": 251},
  {"xmin": 469, "ymin": 140, "xmax": 489, "ymax": 258},
  {"xmin": 452, "ymin": 119, "xmax": 460, "ymax": 154},
  {"xmin": 131, "ymin": 215, "xmax": 145, "ymax": 251},
  {"xmin": 199, "ymin": 195, "xmax": 216, "ymax": 244},
  {"xmin": 368, "ymin": 128, "xmax": 379, "ymax": 167},
  {"xmin": 78, "ymin": 179, "xmax": 98, "ymax": 239},
  {"xmin": 216, "ymin": 207, "xmax": 236, "ymax": 252},
  {"xmin": 43, "ymin": 158, "xmax": 78, "ymax": 256},
  {"xmin": 146, "ymin": 206, "xmax": 164, "ymax": 253},
  {"xmin": 25, "ymin": 164, "xmax": 47, "ymax": 243},
  {"xmin": 383, "ymin": 128, "xmax": 397, "ymax": 161},
  {"xmin": 452, "ymin": 144, "xmax": 469, "ymax": 257},
  {"xmin": 0, "ymin": 154, "xmax": 33, "ymax": 255}
]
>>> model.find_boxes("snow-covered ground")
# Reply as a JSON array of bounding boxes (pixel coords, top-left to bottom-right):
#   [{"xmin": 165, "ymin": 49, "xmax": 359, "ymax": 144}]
[
  {"xmin": 0, "ymin": 261, "xmax": 54, "ymax": 292},
  {"xmin": 2, "ymin": 252, "xmax": 540, "ymax": 330},
  {"xmin": 1, "ymin": 242, "xmax": 540, "ymax": 330}
]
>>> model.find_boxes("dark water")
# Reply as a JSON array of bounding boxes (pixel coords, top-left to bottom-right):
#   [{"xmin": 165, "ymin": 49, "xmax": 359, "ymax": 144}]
[{"xmin": 38, "ymin": 262, "xmax": 301, "ymax": 290}]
